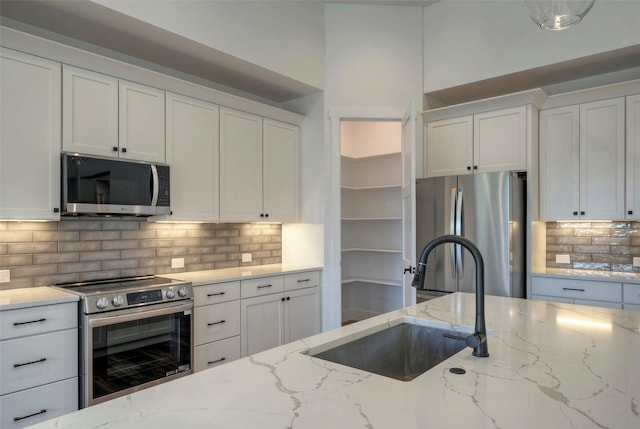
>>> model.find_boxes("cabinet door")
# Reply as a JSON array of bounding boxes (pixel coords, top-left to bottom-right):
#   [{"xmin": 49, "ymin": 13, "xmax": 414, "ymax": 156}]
[
  {"xmin": 539, "ymin": 106, "xmax": 580, "ymax": 220},
  {"xmin": 165, "ymin": 93, "xmax": 219, "ymax": 221},
  {"xmin": 0, "ymin": 48, "xmax": 61, "ymax": 220},
  {"xmin": 263, "ymin": 119, "xmax": 299, "ymax": 221},
  {"xmin": 62, "ymin": 65, "xmax": 118, "ymax": 157},
  {"xmin": 579, "ymin": 98, "xmax": 625, "ymax": 220},
  {"xmin": 0, "ymin": 377, "xmax": 77, "ymax": 429},
  {"xmin": 425, "ymin": 116, "xmax": 473, "ymax": 177},
  {"xmin": 284, "ymin": 287, "xmax": 320, "ymax": 343},
  {"xmin": 627, "ymin": 94, "xmax": 640, "ymax": 220},
  {"xmin": 220, "ymin": 107, "xmax": 263, "ymax": 221},
  {"xmin": 240, "ymin": 293, "xmax": 283, "ymax": 356},
  {"xmin": 474, "ymin": 106, "xmax": 527, "ymax": 173},
  {"xmin": 119, "ymin": 80, "xmax": 165, "ymax": 163}
]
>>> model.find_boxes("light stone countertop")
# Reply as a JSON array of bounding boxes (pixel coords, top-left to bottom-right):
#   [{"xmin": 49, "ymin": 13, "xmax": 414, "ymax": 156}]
[
  {"xmin": 533, "ymin": 268, "xmax": 640, "ymax": 284},
  {"xmin": 0, "ymin": 286, "xmax": 79, "ymax": 311},
  {"xmin": 28, "ymin": 292, "xmax": 640, "ymax": 429},
  {"xmin": 159, "ymin": 263, "xmax": 322, "ymax": 286}
]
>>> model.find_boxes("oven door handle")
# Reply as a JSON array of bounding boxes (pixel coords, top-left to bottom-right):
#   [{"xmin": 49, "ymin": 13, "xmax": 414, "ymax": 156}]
[{"xmin": 88, "ymin": 300, "xmax": 193, "ymax": 327}]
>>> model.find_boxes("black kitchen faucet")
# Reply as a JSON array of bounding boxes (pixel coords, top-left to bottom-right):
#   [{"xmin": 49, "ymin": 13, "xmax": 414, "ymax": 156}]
[{"xmin": 412, "ymin": 234, "xmax": 489, "ymax": 358}]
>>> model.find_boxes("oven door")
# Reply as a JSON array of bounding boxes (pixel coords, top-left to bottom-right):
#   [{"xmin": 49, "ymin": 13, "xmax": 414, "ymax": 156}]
[{"xmin": 82, "ymin": 300, "xmax": 193, "ymax": 407}]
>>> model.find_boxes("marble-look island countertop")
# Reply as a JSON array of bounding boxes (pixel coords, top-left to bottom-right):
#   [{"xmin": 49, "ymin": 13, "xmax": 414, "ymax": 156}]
[{"xmin": 30, "ymin": 293, "xmax": 640, "ymax": 429}]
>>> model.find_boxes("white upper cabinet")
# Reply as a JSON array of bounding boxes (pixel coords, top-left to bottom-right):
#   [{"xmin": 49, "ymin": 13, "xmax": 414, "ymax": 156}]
[
  {"xmin": 262, "ymin": 118, "xmax": 299, "ymax": 222},
  {"xmin": 425, "ymin": 115, "xmax": 473, "ymax": 177},
  {"xmin": 540, "ymin": 97, "xmax": 625, "ymax": 220},
  {"xmin": 425, "ymin": 105, "xmax": 528, "ymax": 177},
  {"xmin": 0, "ymin": 48, "xmax": 61, "ymax": 220},
  {"xmin": 63, "ymin": 66, "xmax": 165, "ymax": 163},
  {"xmin": 473, "ymin": 106, "xmax": 527, "ymax": 173},
  {"xmin": 627, "ymin": 94, "xmax": 640, "ymax": 220},
  {"xmin": 220, "ymin": 107, "xmax": 263, "ymax": 221},
  {"xmin": 118, "ymin": 80, "xmax": 165, "ymax": 163},
  {"xmin": 62, "ymin": 65, "xmax": 118, "ymax": 158},
  {"xmin": 164, "ymin": 93, "xmax": 219, "ymax": 221},
  {"xmin": 220, "ymin": 107, "xmax": 299, "ymax": 222}
]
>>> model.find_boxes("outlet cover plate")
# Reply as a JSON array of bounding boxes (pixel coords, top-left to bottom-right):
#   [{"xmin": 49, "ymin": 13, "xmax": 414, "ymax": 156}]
[
  {"xmin": 171, "ymin": 258, "xmax": 184, "ymax": 269},
  {"xmin": 556, "ymin": 254, "xmax": 571, "ymax": 264},
  {"xmin": 0, "ymin": 270, "xmax": 10, "ymax": 283},
  {"xmin": 634, "ymin": 257, "xmax": 640, "ymax": 268},
  {"xmin": 242, "ymin": 253, "xmax": 252, "ymax": 262}
]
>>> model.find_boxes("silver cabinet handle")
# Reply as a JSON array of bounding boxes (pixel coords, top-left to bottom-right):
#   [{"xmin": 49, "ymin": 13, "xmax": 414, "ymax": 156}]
[
  {"xmin": 257, "ymin": 284, "xmax": 272, "ymax": 289},
  {"xmin": 207, "ymin": 292, "xmax": 226, "ymax": 297},
  {"xmin": 208, "ymin": 320, "xmax": 226, "ymax": 326},
  {"xmin": 13, "ymin": 318, "xmax": 46, "ymax": 326},
  {"xmin": 14, "ymin": 409, "xmax": 47, "ymax": 422},
  {"xmin": 563, "ymin": 287, "xmax": 585, "ymax": 292},
  {"xmin": 14, "ymin": 357, "xmax": 47, "ymax": 368},
  {"xmin": 208, "ymin": 357, "xmax": 226, "ymax": 365}
]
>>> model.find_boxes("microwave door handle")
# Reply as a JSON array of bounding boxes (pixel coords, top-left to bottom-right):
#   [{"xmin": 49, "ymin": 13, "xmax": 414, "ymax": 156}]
[{"xmin": 150, "ymin": 165, "xmax": 159, "ymax": 207}]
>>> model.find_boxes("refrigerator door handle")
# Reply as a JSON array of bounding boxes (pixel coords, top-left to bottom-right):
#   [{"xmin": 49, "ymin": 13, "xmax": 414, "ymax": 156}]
[
  {"xmin": 449, "ymin": 187, "xmax": 457, "ymax": 279},
  {"xmin": 456, "ymin": 187, "xmax": 463, "ymax": 278}
]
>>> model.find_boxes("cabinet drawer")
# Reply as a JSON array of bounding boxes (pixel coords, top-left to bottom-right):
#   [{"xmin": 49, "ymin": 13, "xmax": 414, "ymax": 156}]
[
  {"xmin": 0, "ymin": 377, "xmax": 78, "ymax": 429},
  {"xmin": 531, "ymin": 277, "xmax": 622, "ymax": 303},
  {"xmin": 194, "ymin": 336, "xmax": 241, "ymax": 372},
  {"xmin": 194, "ymin": 301, "xmax": 240, "ymax": 346},
  {"xmin": 241, "ymin": 275, "xmax": 284, "ymax": 299},
  {"xmin": 623, "ymin": 283, "xmax": 640, "ymax": 305},
  {"xmin": 624, "ymin": 303, "xmax": 640, "ymax": 311},
  {"xmin": 193, "ymin": 281, "xmax": 240, "ymax": 306},
  {"xmin": 0, "ymin": 302, "xmax": 77, "ymax": 340},
  {"xmin": 0, "ymin": 329, "xmax": 78, "ymax": 395},
  {"xmin": 284, "ymin": 271, "xmax": 321, "ymax": 291}
]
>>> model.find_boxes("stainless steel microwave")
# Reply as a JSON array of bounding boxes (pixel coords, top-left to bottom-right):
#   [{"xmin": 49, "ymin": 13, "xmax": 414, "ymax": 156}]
[{"xmin": 61, "ymin": 153, "xmax": 170, "ymax": 216}]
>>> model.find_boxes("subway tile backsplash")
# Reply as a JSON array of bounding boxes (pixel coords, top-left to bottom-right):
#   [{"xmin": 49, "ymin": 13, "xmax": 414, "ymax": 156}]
[
  {"xmin": 546, "ymin": 222, "xmax": 640, "ymax": 272},
  {"xmin": 0, "ymin": 219, "xmax": 281, "ymax": 290}
]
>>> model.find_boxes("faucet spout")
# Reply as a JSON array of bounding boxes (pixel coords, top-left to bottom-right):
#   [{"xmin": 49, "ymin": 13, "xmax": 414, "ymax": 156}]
[{"xmin": 413, "ymin": 234, "xmax": 489, "ymax": 358}]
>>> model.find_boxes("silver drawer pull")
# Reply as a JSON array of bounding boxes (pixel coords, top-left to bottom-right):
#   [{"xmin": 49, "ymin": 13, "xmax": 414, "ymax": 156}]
[
  {"xmin": 13, "ymin": 318, "xmax": 46, "ymax": 326},
  {"xmin": 208, "ymin": 320, "xmax": 226, "ymax": 326},
  {"xmin": 208, "ymin": 357, "xmax": 226, "ymax": 365},
  {"xmin": 207, "ymin": 292, "xmax": 226, "ymax": 297},
  {"xmin": 297, "ymin": 279, "xmax": 311, "ymax": 283},
  {"xmin": 562, "ymin": 287, "xmax": 585, "ymax": 292},
  {"xmin": 14, "ymin": 357, "xmax": 47, "ymax": 368},
  {"xmin": 14, "ymin": 409, "xmax": 47, "ymax": 422},
  {"xmin": 257, "ymin": 284, "xmax": 272, "ymax": 289}
]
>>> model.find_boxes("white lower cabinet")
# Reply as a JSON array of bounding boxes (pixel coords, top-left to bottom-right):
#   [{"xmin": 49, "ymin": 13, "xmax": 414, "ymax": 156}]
[
  {"xmin": 192, "ymin": 281, "xmax": 241, "ymax": 373},
  {"xmin": 188, "ymin": 269, "xmax": 322, "ymax": 368},
  {"xmin": 0, "ymin": 301, "xmax": 78, "ymax": 428},
  {"xmin": 241, "ymin": 271, "xmax": 320, "ymax": 356},
  {"xmin": 623, "ymin": 283, "xmax": 640, "ymax": 311},
  {"xmin": 0, "ymin": 378, "xmax": 78, "ymax": 429},
  {"xmin": 531, "ymin": 276, "xmax": 622, "ymax": 309},
  {"xmin": 194, "ymin": 336, "xmax": 241, "ymax": 372}
]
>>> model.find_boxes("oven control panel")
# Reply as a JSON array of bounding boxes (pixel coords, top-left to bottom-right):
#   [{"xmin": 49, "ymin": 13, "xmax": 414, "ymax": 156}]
[{"xmin": 81, "ymin": 282, "xmax": 193, "ymax": 314}]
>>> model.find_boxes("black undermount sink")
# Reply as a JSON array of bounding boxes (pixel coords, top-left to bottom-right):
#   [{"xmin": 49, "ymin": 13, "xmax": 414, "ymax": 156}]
[{"xmin": 308, "ymin": 322, "xmax": 468, "ymax": 381}]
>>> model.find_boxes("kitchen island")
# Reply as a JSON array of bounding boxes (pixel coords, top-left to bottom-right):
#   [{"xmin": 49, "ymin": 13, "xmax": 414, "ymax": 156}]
[{"xmin": 29, "ymin": 293, "xmax": 640, "ymax": 429}]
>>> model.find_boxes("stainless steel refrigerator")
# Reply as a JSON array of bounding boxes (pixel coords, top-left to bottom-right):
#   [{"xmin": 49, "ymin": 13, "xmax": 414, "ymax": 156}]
[{"xmin": 415, "ymin": 171, "xmax": 525, "ymax": 301}]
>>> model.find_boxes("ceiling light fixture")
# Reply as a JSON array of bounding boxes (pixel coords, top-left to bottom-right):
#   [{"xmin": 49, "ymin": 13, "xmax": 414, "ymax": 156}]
[{"xmin": 525, "ymin": 0, "xmax": 596, "ymax": 30}]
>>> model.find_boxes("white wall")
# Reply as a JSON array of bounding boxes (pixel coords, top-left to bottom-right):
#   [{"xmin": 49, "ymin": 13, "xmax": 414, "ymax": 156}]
[
  {"xmin": 325, "ymin": 4, "xmax": 423, "ymax": 108},
  {"xmin": 323, "ymin": 4, "xmax": 423, "ymax": 330},
  {"xmin": 340, "ymin": 121, "xmax": 401, "ymax": 158},
  {"xmin": 281, "ymin": 92, "xmax": 325, "ymax": 269},
  {"xmin": 92, "ymin": 0, "xmax": 325, "ymax": 90},
  {"xmin": 423, "ymin": 0, "xmax": 640, "ymax": 93}
]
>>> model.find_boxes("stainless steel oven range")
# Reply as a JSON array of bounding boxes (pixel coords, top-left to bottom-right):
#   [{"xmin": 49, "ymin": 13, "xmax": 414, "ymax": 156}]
[{"xmin": 54, "ymin": 275, "xmax": 193, "ymax": 408}]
